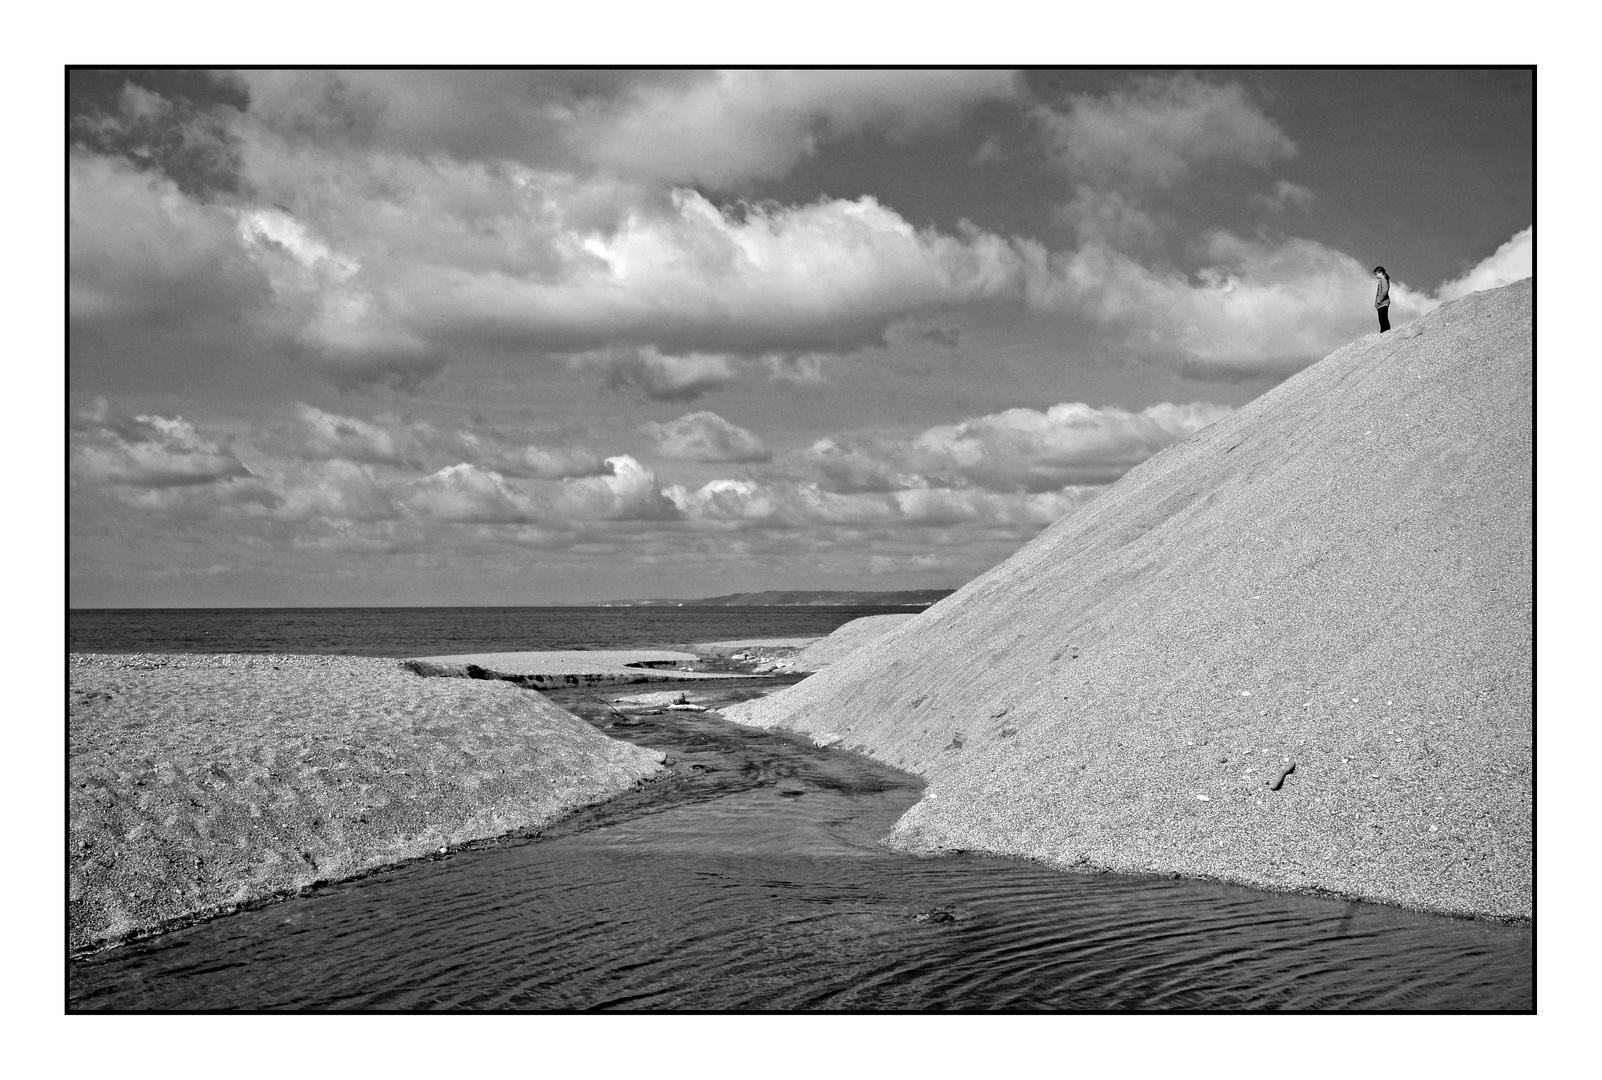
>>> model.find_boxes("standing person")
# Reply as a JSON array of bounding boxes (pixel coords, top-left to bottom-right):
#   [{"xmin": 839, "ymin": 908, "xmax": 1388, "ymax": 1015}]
[{"xmin": 1373, "ymin": 266, "xmax": 1391, "ymax": 332}]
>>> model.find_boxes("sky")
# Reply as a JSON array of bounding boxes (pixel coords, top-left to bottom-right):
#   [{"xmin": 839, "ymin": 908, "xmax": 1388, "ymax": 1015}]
[{"xmin": 66, "ymin": 68, "xmax": 1533, "ymax": 607}]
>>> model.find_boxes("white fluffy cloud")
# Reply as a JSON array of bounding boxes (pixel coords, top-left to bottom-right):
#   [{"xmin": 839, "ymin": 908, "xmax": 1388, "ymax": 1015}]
[
  {"xmin": 1433, "ymin": 226, "xmax": 1532, "ymax": 303},
  {"xmin": 275, "ymin": 460, "xmax": 396, "ymax": 522},
  {"xmin": 807, "ymin": 400, "xmax": 1232, "ymax": 494},
  {"xmin": 1018, "ymin": 232, "xmax": 1382, "ymax": 374},
  {"xmin": 1035, "ymin": 75, "xmax": 1295, "ymax": 187},
  {"xmin": 666, "ymin": 476, "xmax": 1094, "ymax": 531},
  {"xmin": 74, "ymin": 126, "xmax": 1029, "ymax": 387},
  {"xmin": 404, "ymin": 464, "xmax": 534, "ymax": 524},
  {"xmin": 643, "ymin": 411, "xmax": 771, "ymax": 463},
  {"xmin": 76, "ymin": 73, "xmax": 1491, "ymax": 394},
  {"xmin": 556, "ymin": 456, "xmax": 681, "ymax": 522},
  {"xmin": 910, "ymin": 400, "xmax": 1233, "ymax": 490},
  {"xmin": 403, "ymin": 188, "xmax": 1025, "ymax": 357}
]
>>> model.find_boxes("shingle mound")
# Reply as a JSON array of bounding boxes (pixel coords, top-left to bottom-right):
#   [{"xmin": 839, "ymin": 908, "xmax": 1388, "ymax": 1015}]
[
  {"xmin": 723, "ymin": 279, "xmax": 1532, "ymax": 921},
  {"xmin": 69, "ymin": 653, "xmax": 667, "ymax": 954},
  {"xmin": 788, "ymin": 613, "xmax": 920, "ymax": 672}
]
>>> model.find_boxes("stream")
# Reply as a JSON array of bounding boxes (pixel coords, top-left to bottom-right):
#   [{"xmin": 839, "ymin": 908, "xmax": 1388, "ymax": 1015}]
[{"xmin": 68, "ymin": 678, "xmax": 1532, "ymax": 1010}]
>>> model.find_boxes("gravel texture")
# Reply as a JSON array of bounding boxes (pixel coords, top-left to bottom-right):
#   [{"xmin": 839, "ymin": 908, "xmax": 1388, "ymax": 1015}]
[
  {"xmin": 786, "ymin": 614, "xmax": 919, "ymax": 672},
  {"xmin": 69, "ymin": 652, "xmax": 668, "ymax": 954},
  {"xmin": 723, "ymin": 280, "xmax": 1532, "ymax": 922}
]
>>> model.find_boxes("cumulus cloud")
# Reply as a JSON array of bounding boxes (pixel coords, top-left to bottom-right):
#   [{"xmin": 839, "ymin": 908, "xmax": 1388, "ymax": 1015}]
[
  {"xmin": 1433, "ymin": 226, "xmax": 1532, "ymax": 303},
  {"xmin": 68, "ymin": 153, "xmax": 264, "ymax": 323},
  {"xmin": 557, "ymin": 456, "xmax": 681, "ymax": 521},
  {"xmin": 451, "ymin": 435, "xmax": 609, "ymax": 481},
  {"xmin": 75, "ymin": 70, "xmax": 1489, "ymax": 399},
  {"xmin": 666, "ymin": 476, "xmax": 1093, "ymax": 531},
  {"xmin": 589, "ymin": 348, "xmax": 741, "ymax": 401},
  {"xmin": 275, "ymin": 459, "xmax": 396, "ymax": 522},
  {"xmin": 1035, "ymin": 74, "xmax": 1295, "ymax": 187},
  {"xmin": 407, "ymin": 189, "xmax": 1025, "ymax": 357},
  {"xmin": 807, "ymin": 400, "xmax": 1231, "ymax": 495},
  {"xmin": 290, "ymin": 403, "xmax": 405, "ymax": 464},
  {"xmin": 235, "ymin": 206, "xmax": 444, "ymax": 389},
  {"xmin": 909, "ymin": 400, "xmax": 1232, "ymax": 490},
  {"xmin": 1018, "ymin": 231, "xmax": 1379, "ymax": 374},
  {"xmin": 404, "ymin": 464, "xmax": 534, "ymax": 524},
  {"xmin": 643, "ymin": 411, "xmax": 771, "ymax": 463},
  {"xmin": 71, "ymin": 402, "xmax": 256, "ymax": 488},
  {"xmin": 659, "ymin": 397, "xmax": 1225, "ymax": 538},
  {"xmin": 282, "ymin": 404, "xmax": 610, "ymax": 480}
]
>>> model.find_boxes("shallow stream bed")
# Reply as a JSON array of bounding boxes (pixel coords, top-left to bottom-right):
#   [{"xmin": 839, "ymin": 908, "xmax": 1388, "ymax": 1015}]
[{"xmin": 69, "ymin": 678, "xmax": 1531, "ymax": 1010}]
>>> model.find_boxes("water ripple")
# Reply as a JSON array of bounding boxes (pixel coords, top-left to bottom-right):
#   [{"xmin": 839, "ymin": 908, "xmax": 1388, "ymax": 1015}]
[{"xmin": 69, "ymin": 703, "xmax": 1530, "ymax": 1011}]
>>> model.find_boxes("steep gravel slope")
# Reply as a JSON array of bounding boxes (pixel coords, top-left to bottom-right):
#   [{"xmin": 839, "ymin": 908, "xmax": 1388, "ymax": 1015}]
[{"xmin": 724, "ymin": 279, "xmax": 1532, "ymax": 920}]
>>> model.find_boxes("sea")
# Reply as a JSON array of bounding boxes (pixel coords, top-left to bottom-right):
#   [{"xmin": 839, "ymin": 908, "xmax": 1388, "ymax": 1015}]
[{"xmin": 67, "ymin": 605, "xmax": 921, "ymax": 658}]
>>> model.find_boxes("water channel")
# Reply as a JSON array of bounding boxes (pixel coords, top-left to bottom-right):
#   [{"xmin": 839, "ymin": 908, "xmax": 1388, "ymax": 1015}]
[{"xmin": 68, "ymin": 679, "xmax": 1532, "ymax": 1011}]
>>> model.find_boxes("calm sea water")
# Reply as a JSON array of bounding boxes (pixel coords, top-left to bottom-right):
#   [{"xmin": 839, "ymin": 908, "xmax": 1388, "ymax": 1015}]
[{"xmin": 68, "ymin": 606, "xmax": 923, "ymax": 657}]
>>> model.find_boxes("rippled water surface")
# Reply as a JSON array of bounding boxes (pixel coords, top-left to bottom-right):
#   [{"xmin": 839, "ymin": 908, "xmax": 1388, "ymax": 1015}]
[{"xmin": 69, "ymin": 685, "xmax": 1532, "ymax": 1011}]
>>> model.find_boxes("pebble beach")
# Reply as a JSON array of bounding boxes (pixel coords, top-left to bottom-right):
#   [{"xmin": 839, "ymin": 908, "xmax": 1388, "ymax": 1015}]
[{"xmin": 68, "ymin": 652, "xmax": 667, "ymax": 954}]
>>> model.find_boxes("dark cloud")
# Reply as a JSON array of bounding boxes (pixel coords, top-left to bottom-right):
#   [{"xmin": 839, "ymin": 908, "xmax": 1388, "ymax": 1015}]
[
  {"xmin": 70, "ymin": 72, "xmax": 248, "ymax": 199},
  {"xmin": 234, "ymin": 70, "xmax": 1019, "ymax": 187}
]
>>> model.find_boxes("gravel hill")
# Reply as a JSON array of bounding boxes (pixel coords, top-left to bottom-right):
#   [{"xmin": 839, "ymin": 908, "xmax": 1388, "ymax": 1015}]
[
  {"xmin": 723, "ymin": 279, "xmax": 1532, "ymax": 921},
  {"xmin": 788, "ymin": 614, "xmax": 919, "ymax": 672}
]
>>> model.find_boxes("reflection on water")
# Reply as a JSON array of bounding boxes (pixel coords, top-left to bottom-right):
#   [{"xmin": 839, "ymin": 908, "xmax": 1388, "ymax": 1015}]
[{"xmin": 69, "ymin": 688, "xmax": 1531, "ymax": 1011}]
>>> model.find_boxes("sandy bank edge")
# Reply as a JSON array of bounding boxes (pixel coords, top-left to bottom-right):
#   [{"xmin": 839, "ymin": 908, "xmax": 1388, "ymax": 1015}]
[{"xmin": 69, "ymin": 653, "xmax": 668, "ymax": 955}]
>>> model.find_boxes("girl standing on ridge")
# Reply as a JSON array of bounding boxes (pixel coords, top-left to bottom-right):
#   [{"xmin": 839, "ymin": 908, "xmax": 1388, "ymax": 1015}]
[{"xmin": 1373, "ymin": 266, "xmax": 1391, "ymax": 332}]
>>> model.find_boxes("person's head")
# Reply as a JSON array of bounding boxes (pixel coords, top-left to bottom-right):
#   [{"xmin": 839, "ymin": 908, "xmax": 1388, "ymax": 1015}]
[{"xmin": 1373, "ymin": 265, "xmax": 1389, "ymax": 279}]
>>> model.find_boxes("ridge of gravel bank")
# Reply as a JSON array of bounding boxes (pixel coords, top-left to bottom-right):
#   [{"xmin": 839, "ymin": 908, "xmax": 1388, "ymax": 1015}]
[
  {"xmin": 722, "ymin": 280, "xmax": 1532, "ymax": 922},
  {"xmin": 787, "ymin": 614, "xmax": 919, "ymax": 672},
  {"xmin": 69, "ymin": 652, "xmax": 668, "ymax": 954}
]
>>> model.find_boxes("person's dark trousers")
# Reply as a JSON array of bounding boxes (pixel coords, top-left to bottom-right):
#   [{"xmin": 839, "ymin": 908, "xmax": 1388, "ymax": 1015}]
[{"xmin": 1378, "ymin": 306, "xmax": 1391, "ymax": 332}]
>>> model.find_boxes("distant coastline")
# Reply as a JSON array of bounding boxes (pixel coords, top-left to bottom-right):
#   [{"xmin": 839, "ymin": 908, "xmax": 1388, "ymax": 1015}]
[{"xmin": 591, "ymin": 589, "xmax": 956, "ymax": 608}]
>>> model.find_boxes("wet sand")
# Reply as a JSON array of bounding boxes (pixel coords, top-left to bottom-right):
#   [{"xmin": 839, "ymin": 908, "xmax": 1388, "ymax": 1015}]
[{"xmin": 401, "ymin": 649, "xmax": 754, "ymax": 686}]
